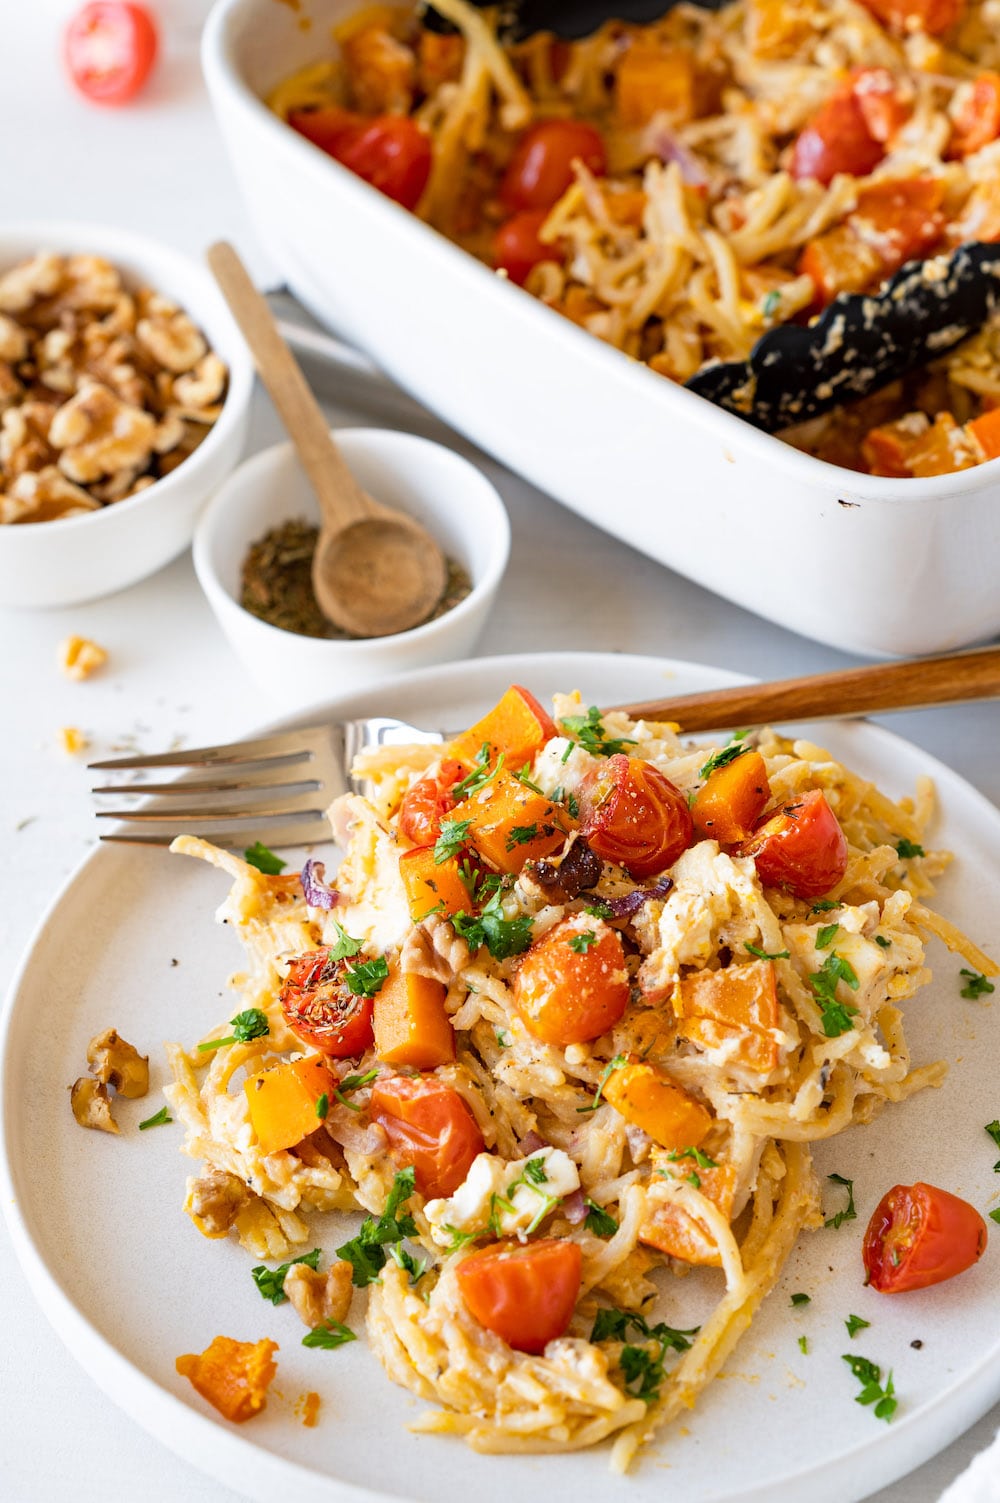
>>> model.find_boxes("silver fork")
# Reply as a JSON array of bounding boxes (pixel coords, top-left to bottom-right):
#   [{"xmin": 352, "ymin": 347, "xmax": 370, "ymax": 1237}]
[{"xmin": 89, "ymin": 717, "xmax": 447, "ymax": 849}]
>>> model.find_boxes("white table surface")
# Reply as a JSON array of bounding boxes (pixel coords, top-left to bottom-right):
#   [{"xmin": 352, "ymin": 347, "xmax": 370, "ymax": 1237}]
[{"xmin": 2, "ymin": 7, "xmax": 999, "ymax": 1502}]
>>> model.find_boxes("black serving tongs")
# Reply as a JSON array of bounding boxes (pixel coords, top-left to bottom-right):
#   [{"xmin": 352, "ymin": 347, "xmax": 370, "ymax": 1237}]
[{"xmin": 423, "ymin": 0, "xmax": 728, "ymax": 38}]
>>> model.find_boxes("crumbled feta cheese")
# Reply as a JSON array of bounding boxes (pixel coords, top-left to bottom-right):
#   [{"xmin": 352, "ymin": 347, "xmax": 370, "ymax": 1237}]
[{"xmin": 424, "ymin": 1146, "xmax": 580, "ymax": 1246}]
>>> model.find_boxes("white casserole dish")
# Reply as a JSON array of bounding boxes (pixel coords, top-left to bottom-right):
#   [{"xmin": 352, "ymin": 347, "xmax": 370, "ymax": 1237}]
[{"xmin": 203, "ymin": 0, "xmax": 1000, "ymax": 658}]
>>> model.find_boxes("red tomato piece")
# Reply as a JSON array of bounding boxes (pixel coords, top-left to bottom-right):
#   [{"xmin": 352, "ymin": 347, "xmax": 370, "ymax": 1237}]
[
  {"xmin": 289, "ymin": 110, "xmax": 432, "ymax": 210},
  {"xmin": 455, "ymin": 1238, "xmax": 582, "ymax": 1353},
  {"xmin": 514, "ymin": 919, "xmax": 630, "ymax": 1046},
  {"xmin": 791, "ymin": 84, "xmax": 884, "ymax": 184},
  {"xmin": 851, "ymin": 177, "xmax": 946, "ymax": 276},
  {"xmin": 279, "ymin": 949, "xmax": 375, "ymax": 1058},
  {"xmin": 859, "ymin": 0, "xmax": 966, "ymax": 35},
  {"xmin": 580, "ymin": 753, "xmax": 693, "ymax": 879},
  {"xmin": 493, "ymin": 209, "xmax": 560, "ymax": 286},
  {"xmin": 863, "ymin": 1182, "xmax": 987, "ymax": 1292},
  {"xmin": 64, "ymin": 2, "xmax": 158, "ymax": 105},
  {"xmin": 737, "ymin": 789, "xmax": 849, "ymax": 901},
  {"xmin": 500, "ymin": 119, "xmax": 607, "ymax": 212},
  {"xmin": 949, "ymin": 73, "xmax": 1000, "ymax": 157},
  {"xmin": 398, "ymin": 759, "xmax": 466, "ymax": 845},
  {"xmin": 851, "ymin": 68, "xmax": 912, "ymax": 143},
  {"xmin": 369, "ymin": 1075, "xmax": 485, "ymax": 1198}
]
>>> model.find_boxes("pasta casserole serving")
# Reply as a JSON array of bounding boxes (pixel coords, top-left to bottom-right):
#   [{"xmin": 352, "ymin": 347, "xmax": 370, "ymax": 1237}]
[{"xmin": 166, "ymin": 685, "xmax": 995, "ymax": 1465}]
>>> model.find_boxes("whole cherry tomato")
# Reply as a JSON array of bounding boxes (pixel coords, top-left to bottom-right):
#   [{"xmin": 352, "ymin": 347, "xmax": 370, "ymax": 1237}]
[
  {"xmin": 398, "ymin": 759, "xmax": 466, "ymax": 846},
  {"xmin": 791, "ymin": 84, "xmax": 885, "ymax": 184},
  {"xmin": 514, "ymin": 919, "xmax": 630, "ymax": 1045},
  {"xmin": 455, "ymin": 1238, "xmax": 582, "ymax": 1353},
  {"xmin": 64, "ymin": 2, "xmax": 158, "ymax": 106},
  {"xmin": 737, "ymin": 789, "xmax": 848, "ymax": 902},
  {"xmin": 279, "ymin": 949, "xmax": 375, "ymax": 1058},
  {"xmin": 580, "ymin": 753, "xmax": 693, "ymax": 879},
  {"xmin": 369, "ymin": 1075, "xmax": 485, "ymax": 1198},
  {"xmin": 500, "ymin": 119, "xmax": 607, "ymax": 212},
  {"xmin": 289, "ymin": 109, "xmax": 432, "ymax": 210},
  {"xmin": 863, "ymin": 1182, "xmax": 988, "ymax": 1292},
  {"xmin": 493, "ymin": 209, "xmax": 560, "ymax": 286}
]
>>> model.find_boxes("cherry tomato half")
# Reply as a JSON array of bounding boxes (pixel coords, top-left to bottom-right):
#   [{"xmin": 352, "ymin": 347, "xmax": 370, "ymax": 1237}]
[
  {"xmin": 398, "ymin": 759, "xmax": 466, "ymax": 846},
  {"xmin": 859, "ymin": 0, "xmax": 966, "ymax": 36},
  {"xmin": 514, "ymin": 918, "xmax": 630, "ymax": 1045},
  {"xmin": 791, "ymin": 83, "xmax": 884, "ymax": 184},
  {"xmin": 737, "ymin": 789, "xmax": 848, "ymax": 902},
  {"xmin": 456, "ymin": 1238, "xmax": 582, "ymax": 1354},
  {"xmin": 500, "ymin": 119, "xmax": 607, "ymax": 212},
  {"xmin": 493, "ymin": 210, "xmax": 560, "ymax": 286},
  {"xmin": 580, "ymin": 753, "xmax": 694, "ymax": 879},
  {"xmin": 289, "ymin": 109, "xmax": 432, "ymax": 210},
  {"xmin": 863, "ymin": 1182, "xmax": 987, "ymax": 1292},
  {"xmin": 64, "ymin": 2, "xmax": 158, "ymax": 106},
  {"xmin": 369, "ymin": 1075, "xmax": 485, "ymax": 1198},
  {"xmin": 279, "ymin": 948, "xmax": 375, "ymax": 1058}
]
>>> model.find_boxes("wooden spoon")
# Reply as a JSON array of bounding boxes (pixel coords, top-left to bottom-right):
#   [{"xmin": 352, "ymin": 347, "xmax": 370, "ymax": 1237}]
[{"xmin": 207, "ymin": 241, "xmax": 447, "ymax": 638}]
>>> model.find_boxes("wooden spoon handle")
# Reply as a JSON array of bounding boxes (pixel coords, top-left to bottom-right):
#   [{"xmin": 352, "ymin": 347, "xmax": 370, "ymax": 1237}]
[
  {"xmin": 207, "ymin": 241, "xmax": 372, "ymax": 528},
  {"xmin": 611, "ymin": 645, "xmax": 1000, "ymax": 732}
]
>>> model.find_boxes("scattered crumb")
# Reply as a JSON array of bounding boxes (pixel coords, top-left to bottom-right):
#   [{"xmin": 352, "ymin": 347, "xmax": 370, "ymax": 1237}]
[
  {"xmin": 15, "ymin": 815, "xmax": 37, "ymax": 831},
  {"xmin": 59, "ymin": 635, "xmax": 108, "ymax": 681},
  {"xmin": 296, "ymin": 1391, "xmax": 322, "ymax": 1427},
  {"xmin": 59, "ymin": 726, "xmax": 89, "ymax": 755},
  {"xmin": 171, "ymin": 958, "xmax": 179, "ymax": 967},
  {"xmin": 911, "ymin": 1339, "xmax": 924, "ymax": 1349}
]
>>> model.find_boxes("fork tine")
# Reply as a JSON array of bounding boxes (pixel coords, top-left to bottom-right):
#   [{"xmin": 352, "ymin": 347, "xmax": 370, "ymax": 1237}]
[
  {"xmin": 95, "ymin": 789, "xmax": 328, "ymax": 823},
  {"xmin": 87, "ymin": 727, "xmax": 325, "ymax": 771},
  {"xmin": 99, "ymin": 813, "xmax": 334, "ymax": 850},
  {"xmin": 90, "ymin": 770, "xmax": 321, "ymax": 797}
]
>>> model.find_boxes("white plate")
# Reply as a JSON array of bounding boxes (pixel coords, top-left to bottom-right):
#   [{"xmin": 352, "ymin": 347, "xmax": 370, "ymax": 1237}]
[{"xmin": 3, "ymin": 652, "xmax": 1000, "ymax": 1503}]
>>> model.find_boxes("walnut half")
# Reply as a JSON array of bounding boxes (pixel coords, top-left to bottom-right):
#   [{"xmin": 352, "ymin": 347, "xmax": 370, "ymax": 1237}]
[
  {"xmin": 86, "ymin": 1028, "xmax": 148, "ymax": 1097},
  {"xmin": 70, "ymin": 1077, "xmax": 120, "ymax": 1134}
]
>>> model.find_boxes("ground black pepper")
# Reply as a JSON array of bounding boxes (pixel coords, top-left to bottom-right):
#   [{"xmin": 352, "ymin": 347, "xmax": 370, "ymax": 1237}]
[{"xmin": 240, "ymin": 519, "xmax": 472, "ymax": 639}]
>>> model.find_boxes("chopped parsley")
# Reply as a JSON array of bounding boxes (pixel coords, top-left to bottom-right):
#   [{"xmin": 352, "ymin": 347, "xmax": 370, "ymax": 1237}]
[
  {"xmin": 809, "ymin": 952, "xmax": 860, "ymax": 1038},
  {"xmin": 687, "ymin": 1171, "xmax": 702, "ymax": 1188},
  {"xmin": 584, "ymin": 1199, "xmax": 618, "ymax": 1238},
  {"xmin": 815, "ymin": 923, "xmax": 840, "ymax": 950},
  {"xmin": 845, "ymin": 1314, "xmax": 871, "ymax": 1339},
  {"xmin": 389, "ymin": 1243, "xmax": 428, "ymax": 1283},
  {"xmin": 811, "ymin": 900, "xmax": 839, "ymax": 913},
  {"xmin": 577, "ymin": 1054, "xmax": 626, "ymax": 1113},
  {"xmin": 433, "ymin": 817, "xmax": 472, "ymax": 863},
  {"xmin": 699, "ymin": 733, "xmax": 750, "ymax": 780},
  {"xmin": 252, "ymin": 1247, "xmax": 322, "ymax": 1304},
  {"xmin": 989, "ymin": 1208, "xmax": 1000, "ymax": 1225},
  {"xmin": 745, "ymin": 942, "xmax": 790, "ymax": 961},
  {"xmin": 560, "ymin": 706, "xmax": 637, "ymax": 759},
  {"xmin": 960, "ymin": 968, "xmax": 995, "ymax": 999},
  {"xmin": 334, "ymin": 1068, "xmax": 378, "ymax": 1112},
  {"xmin": 665, "ymin": 1145, "xmax": 718, "ymax": 1169},
  {"xmin": 895, "ymin": 839, "xmax": 925, "ymax": 860},
  {"xmin": 315, "ymin": 1093, "xmax": 328, "ymax": 1119},
  {"xmin": 584, "ymin": 900, "xmax": 613, "ymax": 920},
  {"xmin": 327, "ymin": 920, "xmax": 364, "ymax": 961},
  {"xmin": 986, "ymin": 1120, "xmax": 1000, "ymax": 1173},
  {"xmin": 513, "ymin": 764, "xmax": 545, "ymax": 795},
  {"xmin": 337, "ymin": 1168, "xmax": 418, "ymax": 1286},
  {"xmin": 243, "ymin": 841, "xmax": 286, "ymax": 874},
  {"xmin": 798, "ymin": 1335, "xmax": 809, "ymax": 1355},
  {"xmin": 197, "ymin": 1007, "xmax": 270, "ymax": 1053},
  {"xmin": 496, "ymin": 1029, "xmax": 509, "ymax": 1048},
  {"xmin": 842, "ymin": 1354, "xmax": 897, "ymax": 1421},
  {"xmin": 452, "ymin": 745, "xmax": 503, "ymax": 799},
  {"xmin": 762, "ymin": 289, "xmax": 782, "ymax": 318},
  {"xmin": 138, "ymin": 1105, "xmax": 172, "ymax": 1130},
  {"xmin": 874, "ymin": 935, "xmax": 891, "ymax": 948},
  {"xmin": 566, "ymin": 792, "xmax": 580, "ymax": 818},
  {"xmin": 825, "ymin": 1173, "xmax": 857, "ymax": 1230},
  {"xmin": 345, "ymin": 955, "xmax": 389, "ymax": 998},
  {"xmin": 590, "ymin": 1308, "xmax": 699, "ymax": 1404},
  {"xmin": 302, "ymin": 1320, "xmax": 356, "ymax": 1350},
  {"xmin": 451, "ymin": 889, "xmax": 534, "ymax": 961},
  {"xmin": 568, "ymin": 929, "xmax": 598, "ymax": 954},
  {"xmin": 506, "ymin": 823, "xmax": 540, "ymax": 851},
  {"xmin": 457, "ymin": 857, "xmax": 501, "ymax": 904},
  {"xmin": 790, "ymin": 1293, "xmax": 811, "ymax": 1307}
]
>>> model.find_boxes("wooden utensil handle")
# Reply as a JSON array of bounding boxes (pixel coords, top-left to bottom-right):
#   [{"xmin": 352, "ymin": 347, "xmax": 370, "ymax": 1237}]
[
  {"xmin": 207, "ymin": 241, "xmax": 372, "ymax": 527},
  {"xmin": 611, "ymin": 645, "xmax": 1000, "ymax": 732}
]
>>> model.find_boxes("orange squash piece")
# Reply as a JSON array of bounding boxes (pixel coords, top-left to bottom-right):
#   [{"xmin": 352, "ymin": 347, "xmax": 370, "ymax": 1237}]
[
  {"xmin": 968, "ymin": 407, "xmax": 1000, "ymax": 462},
  {"xmin": 449, "ymin": 685, "xmax": 557, "ymax": 772},
  {"xmin": 640, "ymin": 1159, "xmax": 737, "ymax": 1266},
  {"xmin": 674, "ymin": 961, "xmax": 780, "ymax": 1073},
  {"xmin": 464, "ymin": 768, "xmax": 571, "ymax": 875},
  {"xmin": 244, "ymin": 1054, "xmax": 331, "ymax": 1155},
  {"xmin": 691, "ymin": 751, "xmax": 771, "ymax": 844},
  {"xmin": 399, "ymin": 844, "xmax": 471, "ymax": 922},
  {"xmin": 176, "ymin": 1335, "xmax": 278, "ymax": 1423},
  {"xmin": 374, "ymin": 965, "xmax": 455, "ymax": 1069},
  {"xmin": 862, "ymin": 412, "xmax": 976, "ymax": 479},
  {"xmin": 615, "ymin": 42, "xmax": 696, "ymax": 125},
  {"xmin": 602, "ymin": 1061, "xmax": 712, "ymax": 1150}
]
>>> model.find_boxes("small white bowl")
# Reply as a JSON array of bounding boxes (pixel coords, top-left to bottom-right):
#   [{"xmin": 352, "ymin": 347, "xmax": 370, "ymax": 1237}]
[
  {"xmin": 193, "ymin": 427, "xmax": 510, "ymax": 706},
  {"xmin": 0, "ymin": 222, "xmax": 253, "ymax": 609}
]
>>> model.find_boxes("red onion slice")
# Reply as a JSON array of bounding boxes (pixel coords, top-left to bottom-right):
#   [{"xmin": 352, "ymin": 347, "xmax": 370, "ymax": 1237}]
[
  {"xmin": 562, "ymin": 1188, "xmax": 587, "ymax": 1224},
  {"xmin": 604, "ymin": 876, "xmax": 673, "ymax": 920},
  {"xmin": 647, "ymin": 126, "xmax": 709, "ymax": 188},
  {"xmin": 300, "ymin": 858, "xmax": 339, "ymax": 910}
]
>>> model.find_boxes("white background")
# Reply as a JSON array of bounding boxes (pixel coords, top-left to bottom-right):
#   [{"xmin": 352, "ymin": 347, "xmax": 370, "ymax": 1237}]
[{"xmin": 2, "ymin": 3, "xmax": 999, "ymax": 1500}]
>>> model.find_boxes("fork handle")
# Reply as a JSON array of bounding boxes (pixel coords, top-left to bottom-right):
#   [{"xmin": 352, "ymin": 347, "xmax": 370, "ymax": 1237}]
[{"xmin": 610, "ymin": 645, "xmax": 1000, "ymax": 732}]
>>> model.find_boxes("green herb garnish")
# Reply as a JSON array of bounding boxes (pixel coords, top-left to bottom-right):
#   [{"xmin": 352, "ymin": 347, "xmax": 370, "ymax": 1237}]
[
  {"xmin": 809, "ymin": 953, "xmax": 860, "ymax": 1038},
  {"xmin": 699, "ymin": 733, "xmax": 749, "ymax": 780},
  {"xmin": 874, "ymin": 935, "xmax": 891, "ymax": 948},
  {"xmin": 825, "ymin": 1173, "xmax": 857, "ymax": 1230},
  {"xmin": 389, "ymin": 1243, "xmax": 428, "ymax": 1282},
  {"xmin": 252, "ymin": 1247, "xmax": 322, "ymax": 1304},
  {"xmin": 816, "ymin": 923, "xmax": 840, "ymax": 949},
  {"xmin": 337, "ymin": 1168, "xmax": 418, "ymax": 1286},
  {"xmin": 584, "ymin": 1199, "xmax": 618, "ymax": 1238},
  {"xmin": 842, "ymin": 1355, "xmax": 897, "ymax": 1421},
  {"xmin": 138, "ymin": 1105, "xmax": 172, "ymax": 1130},
  {"xmin": 514, "ymin": 764, "xmax": 545, "ymax": 795},
  {"xmin": 960, "ymin": 968, "xmax": 995, "ymax": 999},
  {"xmin": 790, "ymin": 1293, "xmax": 811, "ymax": 1307},
  {"xmin": 451, "ymin": 889, "xmax": 534, "ymax": 961},
  {"xmin": 506, "ymin": 823, "xmax": 540, "ymax": 851},
  {"xmin": 811, "ymin": 900, "xmax": 839, "ymax": 913},
  {"xmin": 452, "ymin": 745, "xmax": 503, "ymax": 799},
  {"xmin": 561, "ymin": 706, "xmax": 636, "ymax": 759},
  {"xmin": 302, "ymin": 1320, "xmax": 356, "ymax": 1350},
  {"xmin": 345, "ymin": 955, "xmax": 389, "ymax": 998},
  {"xmin": 895, "ymin": 839, "xmax": 925, "ymax": 860},
  {"xmin": 577, "ymin": 1054, "xmax": 626, "ymax": 1113},
  {"xmin": 762, "ymin": 289, "xmax": 782, "ymax": 318},
  {"xmin": 665, "ymin": 1145, "xmax": 718, "ymax": 1169},
  {"xmin": 197, "ymin": 1007, "xmax": 270, "ymax": 1053},
  {"xmin": 568, "ymin": 929, "xmax": 598, "ymax": 954},
  {"xmin": 327, "ymin": 920, "xmax": 364, "ymax": 961},
  {"xmin": 590, "ymin": 1308, "xmax": 699, "ymax": 1404},
  {"xmin": 315, "ymin": 1093, "xmax": 328, "ymax": 1119},
  {"xmin": 798, "ymin": 1335, "xmax": 809, "ymax": 1355},
  {"xmin": 333, "ymin": 1068, "xmax": 378, "ymax": 1113},
  {"xmin": 845, "ymin": 1314, "xmax": 871, "ymax": 1339},
  {"xmin": 243, "ymin": 841, "xmax": 286, "ymax": 874},
  {"xmin": 745, "ymin": 942, "xmax": 790, "ymax": 961},
  {"xmin": 434, "ymin": 817, "xmax": 472, "ymax": 863},
  {"xmin": 989, "ymin": 1208, "xmax": 1000, "ymax": 1224}
]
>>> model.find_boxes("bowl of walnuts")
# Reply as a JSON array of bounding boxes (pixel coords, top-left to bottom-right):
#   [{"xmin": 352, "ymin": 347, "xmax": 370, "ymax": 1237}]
[{"xmin": 0, "ymin": 222, "xmax": 253, "ymax": 608}]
